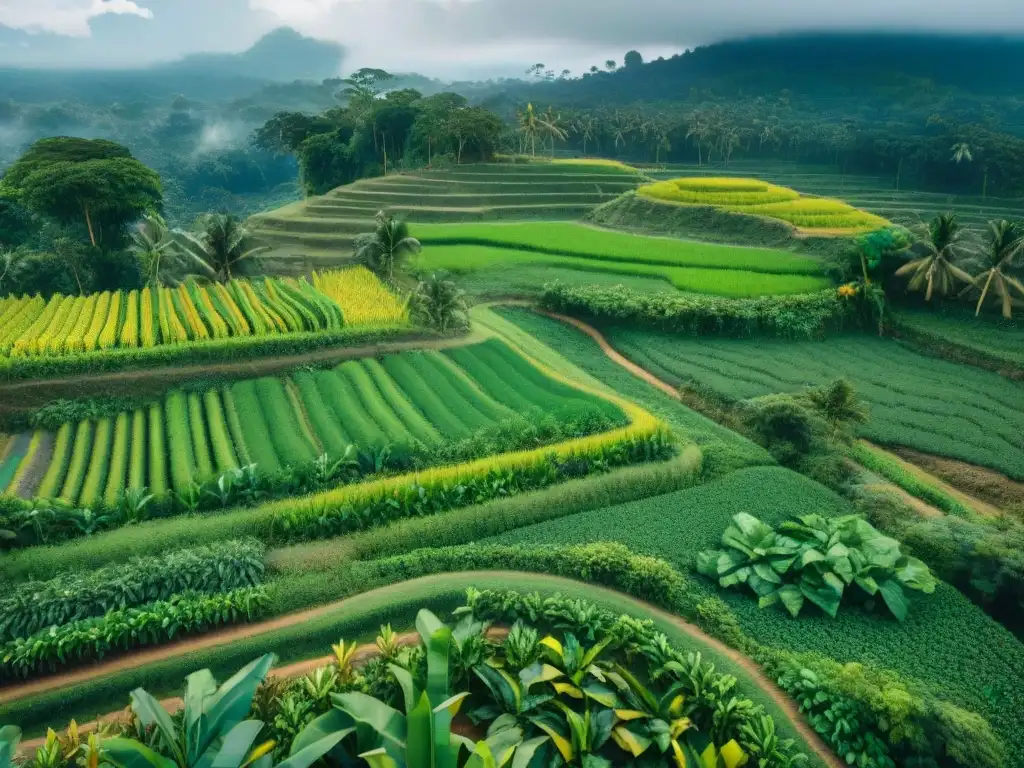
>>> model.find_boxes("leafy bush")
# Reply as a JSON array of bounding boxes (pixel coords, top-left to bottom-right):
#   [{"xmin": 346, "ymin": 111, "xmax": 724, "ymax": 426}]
[
  {"xmin": 697, "ymin": 513, "xmax": 936, "ymax": 621},
  {"xmin": 541, "ymin": 283, "xmax": 854, "ymax": 340},
  {"xmin": 0, "ymin": 586, "xmax": 269, "ymax": 679},
  {"xmin": 0, "ymin": 539, "xmax": 264, "ymax": 641},
  {"xmin": 759, "ymin": 648, "xmax": 1004, "ymax": 768}
]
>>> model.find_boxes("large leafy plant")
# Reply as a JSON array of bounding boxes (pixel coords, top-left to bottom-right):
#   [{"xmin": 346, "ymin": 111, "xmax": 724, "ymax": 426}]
[{"xmin": 697, "ymin": 513, "xmax": 936, "ymax": 621}]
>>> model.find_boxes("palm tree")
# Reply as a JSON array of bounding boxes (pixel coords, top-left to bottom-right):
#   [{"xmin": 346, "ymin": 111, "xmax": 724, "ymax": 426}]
[
  {"xmin": 805, "ymin": 378, "xmax": 868, "ymax": 442},
  {"xmin": 572, "ymin": 114, "xmax": 597, "ymax": 155},
  {"xmin": 540, "ymin": 106, "xmax": 567, "ymax": 156},
  {"xmin": 354, "ymin": 211, "xmax": 421, "ymax": 281},
  {"xmin": 951, "ymin": 141, "xmax": 989, "ymax": 200},
  {"xmin": 895, "ymin": 213, "xmax": 975, "ymax": 301},
  {"xmin": 517, "ymin": 103, "xmax": 541, "ymax": 156},
  {"xmin": 173, "ymin": 213, "xmax": 268, "ymax": 283},
  {"xmin": 960, "ymin": 220, "xmax": 1024, "ymax": 318},
  {"xmin": 130, "ymin": 214, "xmax": 193, "ymax": 286},
  {"xmin": 411, "ymin": 272, "xmax": 467, "ymax": 333},
  {"xmin": 610, "ymin": 112, "xmax": 632, "ymax": 153},
  {"xmin": 686, "ymin": 118, "xmax": 711, "ymax": 166}
]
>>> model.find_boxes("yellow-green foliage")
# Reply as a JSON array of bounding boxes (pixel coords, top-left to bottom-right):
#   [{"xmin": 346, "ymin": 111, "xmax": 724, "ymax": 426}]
[
  {"xmin": 639, "ymin": 176, "xmax": 889, "ymax": 234},
  {"xmin": 312, "ymin": 266, "xmax": 409, "ymax": 329}
]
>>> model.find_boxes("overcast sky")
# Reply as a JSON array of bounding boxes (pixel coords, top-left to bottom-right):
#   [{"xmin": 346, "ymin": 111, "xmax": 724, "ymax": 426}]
[{"xmin": 1, "ymin": 0, "xmax": 1023, "ymax": 77}]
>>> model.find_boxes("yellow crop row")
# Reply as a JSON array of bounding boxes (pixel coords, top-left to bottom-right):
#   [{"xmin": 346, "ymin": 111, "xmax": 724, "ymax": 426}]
[
  {"xmin": 312, "ymin": 266, "xmax": 410, "ymax": 329},
  {"xmin": 1, "ymin": 269, "xmax": 411, "ymax": 360},
  {"xmin": 639, "ymin": 176, "xmax": 890, "ymax": 235}
]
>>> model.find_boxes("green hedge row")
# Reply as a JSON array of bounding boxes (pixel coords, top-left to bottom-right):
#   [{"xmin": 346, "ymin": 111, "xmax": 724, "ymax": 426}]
[
  {"xmin": 0, "ymin": 325, "xmax": 418, "ymax": 381},
  {"xmin": 541, "ymin": 283, "xmax": 854, "ymax": 339},
  {"xmin": 851, "ymin": 442, "xmax": 974, "ymax": 518},
  {"xmin": 0, "ymin": 539, "xmax": 265, "ymax": 641},
  {"xmin": 1, "ymin": 586, "xmax": 270, "ymax": 679}
]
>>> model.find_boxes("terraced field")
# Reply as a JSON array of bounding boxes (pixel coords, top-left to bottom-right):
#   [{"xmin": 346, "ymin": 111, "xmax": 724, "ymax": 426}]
[
  {"xmin": 0, "ymin": 339, "xmax": 624, "ymax": 505},
  {"xmin": 649, "ymin": 161, "xmax": 1024, "ymax": 229},
  {"xmin": 248, "ymin": 163, "xmax": 646, "ymax": 272},
  {"xmin": 607, "ymin": 328, "xmax": 1024, "ymax": 478}
]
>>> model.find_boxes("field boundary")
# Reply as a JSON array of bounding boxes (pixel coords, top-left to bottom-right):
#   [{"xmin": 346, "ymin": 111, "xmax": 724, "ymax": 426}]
[
  {"xmin": 5, "ymin": 571, "xmax": 843, "ymax": 768},
  {"xmin": 0, "ymin": 331, "xmax": 483, "ymax": 416}
]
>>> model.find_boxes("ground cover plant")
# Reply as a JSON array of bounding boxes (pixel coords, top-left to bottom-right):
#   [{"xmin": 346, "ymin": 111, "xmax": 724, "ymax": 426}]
[
  {"xmin": 894, "ymin": 306, "xmax": 1024, "ymax": 375},
  {"xmin": 605, "ymin": 327, "xmax": 1024, "ymax": 479},
  {"xmin": 639, "ymin": 177, "xmax": 891, "ymax": 234},
  {"xmin": 483, "ymin": 465, "xmax": 1024, "ymax": 766},
  {"xmin": 413, "ymin": 244, "xmax": 830, "ymax": 298},
  {"xmin": 0, "ymin": 339, "xmax": 629, "ymax": 518},
  {"xmin": 413, "ymin": 221, "xmax": 822, "ymax": 275},
  {"xmin": 0, "ymin": 267, "xmax": 407, "ymax": 362}
]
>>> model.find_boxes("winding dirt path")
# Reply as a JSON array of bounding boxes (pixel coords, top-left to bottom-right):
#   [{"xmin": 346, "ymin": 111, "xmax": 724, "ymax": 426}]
[
  {"xmin": 530, "ymin": 308, "xmax": 955, "ymax": 521},
  {"xmin": 6, "ymin": 572, "xmax": 841, "ymax": 768}
]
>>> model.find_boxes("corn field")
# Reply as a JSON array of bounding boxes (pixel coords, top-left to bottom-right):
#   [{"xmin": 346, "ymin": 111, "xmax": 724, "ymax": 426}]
[{"xmin": 0, "ymin": 268, "xmax": 409, "ymax": 360}]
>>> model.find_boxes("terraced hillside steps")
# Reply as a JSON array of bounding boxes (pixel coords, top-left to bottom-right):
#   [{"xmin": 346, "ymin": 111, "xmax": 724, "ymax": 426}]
[{"xmin": 248, "ymin": 163, "xmax": 646, "ymax": 272}]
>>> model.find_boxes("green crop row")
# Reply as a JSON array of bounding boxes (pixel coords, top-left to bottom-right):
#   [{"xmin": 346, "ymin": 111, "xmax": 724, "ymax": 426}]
[
  {"xmin": 0, "ymin": 539, "xmax": 264, "ymax": 641},
  {"xmin": 414, "ymin": 244, "xmax": 831, "ymax": 297},
  {"xmin": 605, "ymin": 328, "xmax": 1024, "ymax": 479},
  {"xmin": 0, "ymin": 325, "xmax": 413, "ymax": 381},
  {"xmin": 850, "ymin": 442, "xmax": 975, "ymax": 517},
  {"xmin": 542, "ymin": 283, "xmax": 854, "ymax": 339},
  {"xmin": 0, "ymin": 586, "xmax": 270, "ymax": 679},
  {"xmin": 413, "ymin": 221, "xmax": 823, "ymax": 275}
]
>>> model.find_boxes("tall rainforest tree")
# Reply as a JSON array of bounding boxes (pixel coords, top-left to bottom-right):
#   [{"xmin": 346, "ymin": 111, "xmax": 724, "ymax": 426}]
[
  {"xmin": 0, "ymin": 138, "xmax": 162, "ymax": 250},
  {"xmin": 896, "ymin": 213, "xmax": 975, "ymax": 301},
  {"xmin": 173, "ymin": 213, "xmax": 268, "ymax": 282},
  {"xmin": 961, "ymin": 220, "xmax": 1024, "ymax": 318},
  {"xmin": 355, "ymin": 211, "xmax": 421, "ymax": 281}
]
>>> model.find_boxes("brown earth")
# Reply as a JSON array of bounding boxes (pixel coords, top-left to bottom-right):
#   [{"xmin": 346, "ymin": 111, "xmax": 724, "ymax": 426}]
[{"xmin": 890, "ymin": 446, "xmax": 1024, "ymax": 513}]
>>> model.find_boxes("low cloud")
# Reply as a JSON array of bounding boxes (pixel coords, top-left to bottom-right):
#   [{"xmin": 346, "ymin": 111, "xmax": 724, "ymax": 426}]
[{"xmin": 0, "ymin": 0, "xmax": 153, "ymax": 37}]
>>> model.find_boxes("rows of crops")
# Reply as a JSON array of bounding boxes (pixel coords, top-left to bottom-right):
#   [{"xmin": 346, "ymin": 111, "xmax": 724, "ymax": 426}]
[
  {"xmin": 607, "ymin": 328, "xmax": 1024, "ymax": 478},
  {"xmin": 2, "ymin": 340, "xmax": 623, "ymax": 505},
  {"xmin": 413, "ymin": 244, "xmax": 830, "ymax": 297},
  {"xmin": 484, "ymin": 464, "xmax": 1024, "ymax": 759},
  {"xmin": 0, "ymin": 268, "xmax": 407, "ymax": 360},
  {"xmin": 412, "ymin": 221, "xmax": 822, "ymax": 275},
  {"xmin": 639, "ymin": 176, "xmax": 890, "ymax": 234},
  {"xmin": 248, "ymin": 162, "xmax": 645, "ymax": 267}
]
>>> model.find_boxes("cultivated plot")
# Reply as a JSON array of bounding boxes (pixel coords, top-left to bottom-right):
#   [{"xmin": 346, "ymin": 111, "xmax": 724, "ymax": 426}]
[{"xmin": 608, "ymin": 329, "xmax": 1024, "ymax": 478}]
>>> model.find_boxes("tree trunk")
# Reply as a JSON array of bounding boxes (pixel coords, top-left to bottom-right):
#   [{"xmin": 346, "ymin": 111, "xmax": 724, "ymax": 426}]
[
  {"xmin": 427, "ymin": 138, "xmax": 432, "ymax": 167},
  {"xmin": 697, "ymin": 143, "xmax": 702, "ymax": 166},
  {"xmin": 896, "ymin": 156, "xmax": 903, "ymax": 191},
  {"xmin": 83, "ymin": 203, "xmax": 97, "ymax": 247},
  {"xmin": 583, "ymin": 136, "xmax": 588, "ymax": 154},
  {"xmin": 983, "ymin": 167, "xmax": 989, "ymax": 200},
  {"xmin": 531, "ymin": 133, "xmax": 536, "ymax": 156}
]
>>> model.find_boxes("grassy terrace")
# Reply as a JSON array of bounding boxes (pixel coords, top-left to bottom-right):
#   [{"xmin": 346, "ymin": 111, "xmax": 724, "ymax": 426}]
[
  {"xmin": 648, "ymin": 161, "xmax": 1024, "ymax": 228},
  {"xmin": 248, "ymin": 163, "xmax": 646, "ymax": 272},
  {"xmin": 411, "ymin": 221, "xmax": 830, "ymax": 298},
  {"xmin": 606, "ymin": 328, "xmax": 1024, "ymax": 479}
]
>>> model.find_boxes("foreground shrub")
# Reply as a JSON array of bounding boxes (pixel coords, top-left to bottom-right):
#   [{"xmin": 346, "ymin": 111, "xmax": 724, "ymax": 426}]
[
  {"xmin": 0, "ymin": 586, "xmax": 270, "ymax": 679},
  {"xmin": 541, "ymin": 283, "xmax": 853, "ymax": 339},
  {"xmin": 697, "ymin": 513, "xmax": 936, "ymax": 621},
  {"xmin": 0, "ymin": 539, "xmax": 265, "ymax": 641}
]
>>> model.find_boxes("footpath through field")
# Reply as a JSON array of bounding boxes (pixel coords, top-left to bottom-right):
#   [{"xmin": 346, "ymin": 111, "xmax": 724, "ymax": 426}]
[
  {"xmin": 528, "ymin": 307, "xmax": 968, "ymax": 521},
  {"xmin": 8, "ymin": 572, "xmax": 843, "ymax": 768}
]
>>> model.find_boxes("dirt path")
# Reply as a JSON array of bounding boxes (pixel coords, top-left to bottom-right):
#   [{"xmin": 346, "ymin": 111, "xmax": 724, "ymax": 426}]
[
  {"xmin": 861, "ymin": 440, "xmax": 1003, "ymax": 518},
  {"xmin": 0, "ymin": 332, "xmax": 487, "ymax": 413},
  {"xmin": 531, "ymin": 308, "xmax": 952, "ymax": 523},
  {"xmin": 534, "ymin": 309, "xmax": 683, "ymax": 400},
  {"xmin": 9, "ymin": 572, "xmax": 841, "ymax": 768}
]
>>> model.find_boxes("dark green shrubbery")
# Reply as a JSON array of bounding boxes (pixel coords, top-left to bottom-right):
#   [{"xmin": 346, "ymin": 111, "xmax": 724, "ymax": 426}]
[{"xmin": 541, "ymin": 283, "xmax": 854, "ymax": 340}]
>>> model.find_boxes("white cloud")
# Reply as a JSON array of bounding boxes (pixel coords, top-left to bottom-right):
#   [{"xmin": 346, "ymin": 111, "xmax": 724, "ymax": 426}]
[{"xmin": 0, "ymin": 0, "xmax": 153, "ymax": 37}]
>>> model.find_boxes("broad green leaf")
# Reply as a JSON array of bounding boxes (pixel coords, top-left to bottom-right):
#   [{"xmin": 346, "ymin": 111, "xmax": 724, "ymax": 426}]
[
  {"xmin": 610, "ymin": 726, "xmax": 652, "ymax": 757},
  {"xmin": 799, "ymin": 578, "xmax": 842, "ymax": 618},
  {"xmin": 277, "ymin": 729, "xmax": 354, "ymax": 768},
  {"xmin": 552, "ymin": 681, "xmax": 583, "ymax": 699},
  {"xmin": 800, "ymin": 549, "xmax": 826, "ymax": 568},
  {"xmin": 878, "ymin": 579, "xmax": 909, "ymax": 622},
  {"xmin": 0, "ymin": 726, "xmax": 20, "ymax": 768},
  {"xmin": 289, "ymin": 709, "xmax": 356, "ymax": 755},
  {"xmin": 333, "ymin": 692, "xmax": 406, "ymax": 750},
  {"xmin": 482, "ymin": 725, "xmax": 525, "ymax": 767},
  {"xmin": 538, "ymin": 636, "xmax": 562, "ymax": 657},
  {"xmin": 210, "ymin": 720, "xmax": 263, "ymax": 768},
  {"xmin": 359, "ymin": 748, "xmax": 399, "ymax": 768},
  {"xmin": 435, "ymin": 692, "xmax": 471, "ymax": 718},
  {"xmin": 389, "ymin": 664, "xmax": 417, "ymax": 715},
  {"xmin": 896, "ymin": 557, "xmax": 937, "ymax": 593},
  {"xmin": 580, "ymin": 636, "xmax": 612, "ymax": 669},
  {"xmin": 103, "ymin": 738, "xmax": 178, "ymax": 768},
  {"xmin": 527, "ymin": 715, "xmax": 573, "ymax": 763},
  {"xmin": 415, "ymin": 609, "xmax": 445, "ymax": 648},
  {"xmin": 854, "ymin": 575, "xmax": 879, "ymax": 596},
  {"xmin": 510, "ymin": 736, "xmax": 549, "ymax": 768},
  {"xmin": 581, "ymin": 680, "xmax": 620, "ymax": 708},
  {"xmin": 129, "ymin": 689, "xmax": 182, "ymax": 766},
  {"xmin": 719, "ymin": 739, "xmax": 747, "ymax": 768},
  {"xmin": 751, "ymin": 563, "xmax": 783, "ymax": 585},
  {"xmin": 407, "ymin": 692, "xmax": 433, "ymax": 768},
  {"xmin": 518, "ymin": 663, "xmax": 563, "ymax": 692},
  {"xmin": 198, "ymin": 655, "xmax": 276, "ymax": 766},
  {"xmin": 588, "ymin": 708, "xmax": 617, "ymax": 750},
  {"xmin": 474, "ymin": 665, "xmax": 521, "ymax": 713}
]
